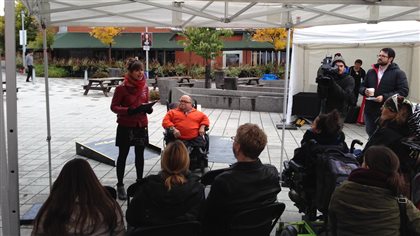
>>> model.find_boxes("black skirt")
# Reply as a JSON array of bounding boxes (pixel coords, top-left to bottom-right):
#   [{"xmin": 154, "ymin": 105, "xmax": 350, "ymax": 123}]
[{"xmin": 116, "ymin": 125, "xmax": 149, "ymax": 147}]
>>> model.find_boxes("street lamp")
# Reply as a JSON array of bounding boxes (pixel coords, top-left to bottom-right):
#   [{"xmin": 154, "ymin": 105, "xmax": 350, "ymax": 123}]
[{"xmin": 21, "ymin": 10, "xmax": 26, "ymax": 68}]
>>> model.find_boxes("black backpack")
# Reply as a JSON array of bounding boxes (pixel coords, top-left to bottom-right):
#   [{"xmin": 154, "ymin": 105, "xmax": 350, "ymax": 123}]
[{"xmin": 315, "ymin": 148, "xmax": 359, "ymax": 214}]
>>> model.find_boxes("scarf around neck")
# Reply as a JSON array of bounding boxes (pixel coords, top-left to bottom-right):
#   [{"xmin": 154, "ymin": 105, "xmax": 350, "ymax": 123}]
[
  {"xmin": 124, "ymin": 74, "xmax": 145, "ymax": 90},
  {"xmin": 348, "ymin": 168, "xmax": 389, "ymax": 190}
]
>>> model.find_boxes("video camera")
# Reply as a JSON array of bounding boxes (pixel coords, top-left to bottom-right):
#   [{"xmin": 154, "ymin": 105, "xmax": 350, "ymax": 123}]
[
  {"xmin": 316, "ymin": 55, "xmax": 339, "ymax": 86},
  {"xmin": 319, "ymin": 56, "xmax": 339, "ymax": 77}
]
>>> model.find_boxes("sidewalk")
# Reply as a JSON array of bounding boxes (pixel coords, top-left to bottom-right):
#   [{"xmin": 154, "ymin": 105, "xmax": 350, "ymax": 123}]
[{"xmin": 2, "ymin": 75, "xmax": 369, "ymax": 235}]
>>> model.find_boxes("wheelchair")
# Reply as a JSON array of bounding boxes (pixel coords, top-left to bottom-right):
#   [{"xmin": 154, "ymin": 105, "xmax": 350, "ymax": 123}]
[
  {"xmin": 280, "ymin": 139, "xmax": 362, "ymax": 235},
  {"xmin": 163, "ymin": 96, "xmax": 210, "ymax": 174}
]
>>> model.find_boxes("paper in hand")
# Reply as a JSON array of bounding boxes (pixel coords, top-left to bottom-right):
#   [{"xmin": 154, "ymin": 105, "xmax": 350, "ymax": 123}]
[{"xmin": 140, "ymin": 100, "xmax": 158, "ymax": 110}]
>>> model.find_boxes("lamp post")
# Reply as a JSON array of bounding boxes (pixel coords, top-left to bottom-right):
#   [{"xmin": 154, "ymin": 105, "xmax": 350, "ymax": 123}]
[{"xmin": 21, "ymin": 10, "xmax": 26, "ymax": 68}]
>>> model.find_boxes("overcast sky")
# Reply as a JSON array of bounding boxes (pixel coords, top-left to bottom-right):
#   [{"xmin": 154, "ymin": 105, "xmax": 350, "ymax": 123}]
[{"xmin": 0, "ymin": 1, "xmax": 4, "ymax": 16}]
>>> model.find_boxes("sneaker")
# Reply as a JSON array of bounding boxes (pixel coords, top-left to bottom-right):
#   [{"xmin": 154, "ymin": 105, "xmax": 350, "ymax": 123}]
[{"xmin": 117, "ymin": 185, "xmax": 127, "ymax": 200}]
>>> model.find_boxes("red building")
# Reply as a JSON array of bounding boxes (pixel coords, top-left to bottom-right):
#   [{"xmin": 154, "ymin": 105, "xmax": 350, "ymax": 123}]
[{"xmin": 53, "ymin": 26, "xmax": 285, "ymax": 68}]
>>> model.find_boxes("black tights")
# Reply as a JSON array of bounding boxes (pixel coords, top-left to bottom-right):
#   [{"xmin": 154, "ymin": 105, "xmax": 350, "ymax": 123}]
[{"xmin": 116, "ymin": 145, "xmax": 144, "ymax": 186}]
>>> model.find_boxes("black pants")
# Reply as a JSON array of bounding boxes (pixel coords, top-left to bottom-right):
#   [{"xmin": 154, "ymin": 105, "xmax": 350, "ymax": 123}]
[
  {"xmin": 26, "ymin": 65, "xmax": 33, "ymax": 81},
  {"xmin": 116, "ymin": 145, "xmax": 144, "ymax": 186}
]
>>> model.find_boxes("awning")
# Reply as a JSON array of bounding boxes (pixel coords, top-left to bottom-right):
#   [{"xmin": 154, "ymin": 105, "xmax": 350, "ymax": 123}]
[
  {"xmin": 53, "ymin": 32, "xmax": 183, "ymax": 49},
  {"xmin": 53, "ymin": 32, "xmax": 274, "ymax": 50}
]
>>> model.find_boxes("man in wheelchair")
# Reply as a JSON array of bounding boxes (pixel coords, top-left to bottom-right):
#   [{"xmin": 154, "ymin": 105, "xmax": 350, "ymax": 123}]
[{"xmin": 162, "ymin": 95, "xmax": 210, "ymax": 172}]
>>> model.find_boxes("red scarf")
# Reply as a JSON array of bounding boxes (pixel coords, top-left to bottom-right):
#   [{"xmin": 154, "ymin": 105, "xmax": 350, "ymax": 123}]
[{"xmin": 123, "ymin": 74, "xmax": 145, "ymax": 90}]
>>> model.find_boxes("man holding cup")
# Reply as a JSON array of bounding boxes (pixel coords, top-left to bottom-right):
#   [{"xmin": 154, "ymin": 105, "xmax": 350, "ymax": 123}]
[{"xmin": 359, "ymin": 48, "xmax": 409, "ymax": 137}]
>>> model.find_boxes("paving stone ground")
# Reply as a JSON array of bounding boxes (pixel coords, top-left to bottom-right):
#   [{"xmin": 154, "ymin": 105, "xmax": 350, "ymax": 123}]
[{"xmin": 1, "ymin": 75, "xmax": 369, "ymax": 235}]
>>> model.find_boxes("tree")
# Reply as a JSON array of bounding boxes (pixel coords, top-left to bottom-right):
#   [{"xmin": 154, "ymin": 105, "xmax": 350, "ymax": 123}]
[
  {"xmin": 178, "ymin": 27, "xmax": 233, "ymax": 88},
  {"xmin": 28, "ymin": 27, "xmax": 56, "ymax": 58},
  {"xmin": 90, "ymin": 27, "xmax": 124, "ymax": 64},
  {"xmin": 252, "ymin": 28, "xmax": 291, "ymax": 74},
  {"xmin": 16, "ymin": 1, "xmax": 39, "ymax": 51},
  {"xmin": 0, "ymin": 16, "xmax": 4, "ymax": 56}
]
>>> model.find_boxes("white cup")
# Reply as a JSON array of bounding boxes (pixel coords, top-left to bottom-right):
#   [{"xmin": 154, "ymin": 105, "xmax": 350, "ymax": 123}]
[{"xmin": 366, "ymin": 88, "xmax": 375, "ymax": 97}]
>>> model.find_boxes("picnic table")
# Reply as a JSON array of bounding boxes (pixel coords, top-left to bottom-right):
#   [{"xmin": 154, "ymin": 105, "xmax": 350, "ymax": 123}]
[
  {"xmin": 83, "ymin": 77, "xmax": 123, "ymax": 97},
  {"xmin": 2, "ymin": 81, "xmax": 19, "ymax": 93},
  {"xmin": 158, "ymin": 76, "xmax": 194, "ymax": 87},
  {"xmin": 237, "ymin": 77, "xmax": 260, "ymax": 85}
]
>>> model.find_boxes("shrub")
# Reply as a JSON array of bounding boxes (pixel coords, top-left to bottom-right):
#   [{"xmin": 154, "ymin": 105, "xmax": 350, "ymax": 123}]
[
  {"xmin": 190, "ymin": 65, "xmax": 205, "ymax": 79},
  {"xmin": 174, "ymin": 63, "xmax": 187, "ymax": 76},
  {"xmin": 34, "ymin": 64, "xmax": 70, "ymax": 77},
  {"xmin": 225, "ymin": 66, "xmax": 241, "ymax": 77},
  {"xmin": 91, "ymin": 71, "xmax": 109, "ymax": 78},
  {"xmin": 16, "ymin": 55, "xmax": 23, "ymax": 70},
  {"xmin": 149, "ymin": 89, "xmax": 160, "ymax": 101}
]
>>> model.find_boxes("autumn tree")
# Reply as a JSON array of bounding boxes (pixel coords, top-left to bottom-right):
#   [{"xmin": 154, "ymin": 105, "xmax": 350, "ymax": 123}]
[
  {"xmin": 28, "ymin": 27, "xmax": 56, "ymax": 58},
  {"xmin": 90, "ymin": 27, "xmax": 124, "ymax": 64},
  {"xmin": 252, "ymin": 28, "xmax": 291, "ymax": 74},
  {"xmin": 178, "ymin": 27, "xmax": 233, "ymax": 88},
  {"xmin": 16, "ymin": 2, "xmax": 39, "ymax": 52}
]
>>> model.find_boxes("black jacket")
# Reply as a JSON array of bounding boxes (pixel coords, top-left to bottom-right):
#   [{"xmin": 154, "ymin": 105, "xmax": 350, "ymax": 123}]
[
  {"xmin": 202, "ymin": 159, "xmax": 281, "ymax": 236},
  {"xmin": 126, "ymin": 173, "xmax": 204, "ymax": 227},
  {"xmin": 363, "ymin": 120, "xmax": 412, "ymax": 173},
  {"xmin": 317, "ymin": 73, "xmax": 355, "ymax": 118},
  {"xmin": 359, "ymin": 63, "xmax": 409, "ymax": 116},
  {"xmin": 349, "ymin": 66, "xmax": 366, "ymax": 103}
]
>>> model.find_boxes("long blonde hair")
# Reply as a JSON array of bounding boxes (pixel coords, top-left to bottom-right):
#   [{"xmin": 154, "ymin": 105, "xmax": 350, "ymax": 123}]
[{"xmin": 161, "ymin": 140, "xmax": 190, "ymax": 190}]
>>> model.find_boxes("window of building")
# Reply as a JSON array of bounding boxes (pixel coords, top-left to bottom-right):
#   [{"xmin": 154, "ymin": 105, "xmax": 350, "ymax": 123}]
[
  {"xmin": 251, "ymin": 50, "xmax": 285, "ymax": 66},
  {"xmin": 223, "ymin": 50, "xmax": 243, "ymax": 68}
]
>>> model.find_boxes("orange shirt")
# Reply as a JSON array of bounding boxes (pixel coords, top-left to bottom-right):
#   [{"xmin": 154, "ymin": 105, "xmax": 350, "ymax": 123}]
[{"xmin": 162, "ymin": 108, "xmax": 210, "ymax": 140}]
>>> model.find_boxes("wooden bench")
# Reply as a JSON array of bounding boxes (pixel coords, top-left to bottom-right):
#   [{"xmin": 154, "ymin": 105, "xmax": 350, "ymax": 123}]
[
  {"xmin": 237, "ymin": 77, "xmax": 260, "ymax": 85},
  {"xmin": 83, "ymin": 77, "xmax": 123, "ymax": 97},
  {"xmin": 178, "ymin": 82, "xmax": 195, "ymax": 87},
  {"xmin": 2, "ymin": 81, "xmax": 19, "ymax": 93}
]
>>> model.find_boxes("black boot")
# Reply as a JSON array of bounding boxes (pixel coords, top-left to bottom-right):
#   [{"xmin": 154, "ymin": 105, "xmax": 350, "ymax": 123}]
[{"xmin": 117, "ymin": 184, "xmax": 127, "ymax": 200}]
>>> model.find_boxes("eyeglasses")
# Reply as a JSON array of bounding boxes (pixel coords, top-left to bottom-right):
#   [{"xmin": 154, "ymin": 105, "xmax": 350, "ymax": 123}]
[
  {"xmin": 377, "ymin": 54, "xmax": 389, "ymax": 58},
  {"xmin": 382, "ymin": 103, "xmax": 395, "ymax": 112},
  {"xmin": 179, "ymin": 100, "xmax": 191, "ymax": 104}
]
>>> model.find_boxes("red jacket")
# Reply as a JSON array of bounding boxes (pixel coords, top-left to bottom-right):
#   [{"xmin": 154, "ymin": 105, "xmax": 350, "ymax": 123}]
[
  {"xmin": 111, "ymin": 82, "xmax": 149, "ymax": 127},
  {"xmin": 162, "ymin": 108, "xmax": 210, "ymax": 140}
]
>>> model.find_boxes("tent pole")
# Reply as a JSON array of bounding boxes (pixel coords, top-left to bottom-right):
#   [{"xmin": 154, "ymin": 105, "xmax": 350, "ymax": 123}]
[
  {"xmin": 42, "ymin": 25, "xmax": 53, "ymax": 189},
  {"xmin": 4, "ymin": 0, "xmax": 20, "ymax": 234},
  {"xmin": 0, "ymin": 53, "xmax": 12, "ymax": 236},
  {"xmin": 280, "ymin": 27, "xmax": 292, "ymax": 174}
]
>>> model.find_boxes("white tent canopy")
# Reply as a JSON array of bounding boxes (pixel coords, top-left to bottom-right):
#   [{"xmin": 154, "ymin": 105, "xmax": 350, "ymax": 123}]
[
  {"xmin": 2, "ymin": 1, "xmax": 420, "ymax": 235},
  {"xmin": 287, "ymin": 20, "xmax": 420, "ymax": 123},
  {"xmin": 23, "ymin": 0, "xmax": 420, "ymax": 28}
]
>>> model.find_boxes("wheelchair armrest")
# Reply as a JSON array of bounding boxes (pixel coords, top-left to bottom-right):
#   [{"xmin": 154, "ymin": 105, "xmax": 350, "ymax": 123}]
[
  {"xmin": 289, "ymin": 160, "xmax": 305, "ymax": 172},
  {"xmin": 350, "ymin": 139, "xmax": 363, "ymax": 153}
]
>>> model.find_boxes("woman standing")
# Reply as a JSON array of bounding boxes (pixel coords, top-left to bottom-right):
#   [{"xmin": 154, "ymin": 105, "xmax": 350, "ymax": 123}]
[
  {"xmin": 32, "ymin": 159, "xmax": 125, "ymax": 235},
  {"xmin": 126, "ymin": 140, "xmax": 204, "ymax": 228},
  {"xmin": 111, "ymin": 58, "xmax": 152, "ymax": 200}
]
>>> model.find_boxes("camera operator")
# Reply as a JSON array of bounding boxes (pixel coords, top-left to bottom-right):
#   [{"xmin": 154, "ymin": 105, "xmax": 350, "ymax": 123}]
[{"xmin": 316, "ymin": 54, "xmax": 355, "ymax": 119}]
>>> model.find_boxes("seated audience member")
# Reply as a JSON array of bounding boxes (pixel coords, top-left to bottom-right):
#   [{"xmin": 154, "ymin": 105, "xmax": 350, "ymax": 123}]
[
  {"xmin": 126, "ymin": 140, "xmax": 205, "ymax": 228},
  {"xmin": 293, "ymin": 110, "xmax": 348, "ymax": 166},
  {"xmin": 301, "ymin": 109, "xmax": 347, "ymax": 148},
  {"xmin": 329, "ymin": 146, "xmax": 420, "ymax": 236},
  {"xmin": 202, "ymin": 123, "xmax": 281, "ymax": 236},
  {"xmin": 162, "ymin": 95, "xmax": 210, "ymax": 148},
  {"xmin": 363, "ymin": 94, "xmax": 414, "ymax": 173},
  {"xmin": 32, "ymin": 159, "xmax": 125, "ymax": 236}
]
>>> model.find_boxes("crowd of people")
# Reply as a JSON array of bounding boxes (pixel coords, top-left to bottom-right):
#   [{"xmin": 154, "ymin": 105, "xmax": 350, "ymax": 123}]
[
  {"xmin": 299, "ymin": 47, "xmax": 420, "ymax": 234},
  {"xmin": 30, "ymin": 50, "xmax": 420, "ymax": 235}
]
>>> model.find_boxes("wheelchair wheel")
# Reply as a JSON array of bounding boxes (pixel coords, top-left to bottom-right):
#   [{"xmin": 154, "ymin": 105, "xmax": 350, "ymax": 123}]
[{"xmin": 279, "ymin": 225, "xmax": 298, "ymax": 236}]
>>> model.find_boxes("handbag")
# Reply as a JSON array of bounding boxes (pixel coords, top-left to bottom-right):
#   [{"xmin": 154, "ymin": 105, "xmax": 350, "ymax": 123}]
[{"xmin": 397, "ymin": 195, "xmax": 415, "ymax": 236}]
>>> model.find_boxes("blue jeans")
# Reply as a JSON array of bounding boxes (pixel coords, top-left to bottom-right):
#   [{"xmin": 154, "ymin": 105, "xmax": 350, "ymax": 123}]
[{"xmin": 364, "ymin": 112, "xmax": 378, "ymax": 137}]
